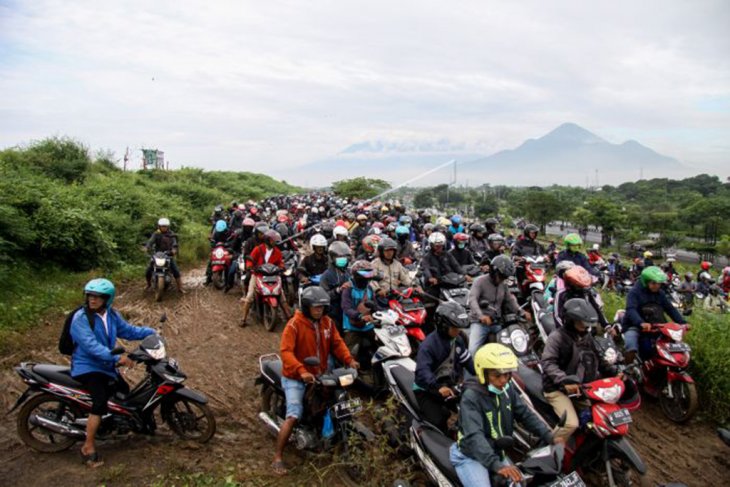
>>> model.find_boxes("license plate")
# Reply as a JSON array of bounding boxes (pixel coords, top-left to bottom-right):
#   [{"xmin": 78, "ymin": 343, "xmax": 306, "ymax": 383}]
[
  {"xmin": 608, "ymin": 408, "xmax": 632, "ymax": 427},
  {"xmin": 667, "ymin": 342, "xmax": 691, "ymax": 353},
  {"xmin": 548, "ymin": 471, "xmax": 586, "ymax": 487},
  {"xmin": 332, "ymin": 398, "xmax": 362, "ymax": 419},
  {"xmin": 211, "ymin": 260, "xmax": 225, "ymax": 265},
  {"xmin": 449, "ymin": 289, "xmax": 467, "ymax": 296}
]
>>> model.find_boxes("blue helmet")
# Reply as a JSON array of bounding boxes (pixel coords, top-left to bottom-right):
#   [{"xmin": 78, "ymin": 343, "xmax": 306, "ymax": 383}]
[
  {"xmin": 399, "ymin": 215, "xmax": 412, "ymax": 226},
  {"xmin": 451, "ymin": 215, "xmax": 462, "ymax": 225},
  {"xmin": 215, "ymin": 219, "xmax": 228, "ymax": 232},
  {"xmin": 84, "ymin": 278, "xmax": 116, "ymax": 307},
  {"xmin": 395, "ymin": 225, "xmax": 410, "ymax": 236}
]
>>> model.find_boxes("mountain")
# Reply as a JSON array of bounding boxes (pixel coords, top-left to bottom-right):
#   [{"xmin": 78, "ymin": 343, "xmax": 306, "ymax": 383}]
[{"xmin": 275, "ymin": 123, "xmax": 689, "ymax": 187}]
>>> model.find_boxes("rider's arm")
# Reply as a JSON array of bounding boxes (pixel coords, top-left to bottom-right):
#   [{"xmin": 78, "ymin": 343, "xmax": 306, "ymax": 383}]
[
  {"xmin": 467, "ymin": 278, "xmax": 485, "ymax": 322},
  {"xmin": 280, "ymin": 321, "xmax": 307, "ymax": 379},
  {"xmin": 623, "ymin": 287, "xmax": 644, "ymax": 329},
  {"xmin": 70, "ymin": 313, "xmax": 119, "ymax": 364},
  {"xmin": 540, "ymin": 332, "xmax": 569, "ymax": 386},
  {"xmin": 113, "ymin": 310, "xmax": 156, "ymax": 341},
  {"xmin": 341, "ymin": 289, "xmax": 362, "ymax": 323},
  {"xmin": 457, "ymin": 337, "xmax": 476, "ymax": 375},
  {"xmin": 414, "ymin": 338, "xmax": 440, "ymax": 392},
  {"xmin": 397, "ymin": 261, "xmax": 412, "ymax": 287},
  {"xmin": 458, "ymin": 389, "xmax": 504, "ymax": 473},
  {"xmin": 145, "ymin": 233, "xmax": 157, "ymax": 253},
  {"xmin": 510, "ymin": 387, "xmax": 552, "ymax": 445}
]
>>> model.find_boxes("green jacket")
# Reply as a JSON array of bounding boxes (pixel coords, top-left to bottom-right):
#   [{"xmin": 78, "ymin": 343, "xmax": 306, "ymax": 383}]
[{"xmin": 457, "ymin": 379, "xmax": 552, "ymax": 472}]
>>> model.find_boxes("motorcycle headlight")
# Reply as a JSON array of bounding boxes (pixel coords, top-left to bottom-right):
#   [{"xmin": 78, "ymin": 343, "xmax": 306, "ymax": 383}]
[
  {"xmin": 214, "ymin": 248, "xmax": 225, "ymax": 259},
  {"xmin": 592, "ymin": 384, "xmax": 622, "ymax": 404},
  {"xmin": 154, "ymin": 257, "xmax": 167, "ymax": 267},
  {"xmin": 510, "ymin": 329, "xmax": 528, "ymax": 353},
  {"xmin": 284, "ymin": 268, "xmax": 292, "ymax": 276},
  {"xmin": 238, "ymin": 262, "xmax": 246, "ymax": 271},
  {"xmin": 603, "ymin": 347, "xmax": 618, "ymax": 365},
  {"xmin": 668, "ymin": 328, "xmax": 683, "ymax": 342},
  {"xmin": 338, "ymin": 374, "xmax": 355, "ymax": 387},
  {"xmin": 144, "ymin": 343, "xmax": 166, "ymax": 361}
]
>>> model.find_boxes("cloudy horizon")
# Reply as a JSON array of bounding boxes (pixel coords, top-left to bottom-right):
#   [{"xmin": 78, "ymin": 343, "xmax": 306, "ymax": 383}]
[{"xmin": 1, "ymin": 0, "xmax": 728, "ymax": 178}]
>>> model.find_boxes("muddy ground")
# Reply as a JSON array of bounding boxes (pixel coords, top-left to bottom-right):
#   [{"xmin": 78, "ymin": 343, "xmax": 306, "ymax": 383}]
[{"xmin": 0, "ymin": 268, "xmax": 727, "ymax": 486}]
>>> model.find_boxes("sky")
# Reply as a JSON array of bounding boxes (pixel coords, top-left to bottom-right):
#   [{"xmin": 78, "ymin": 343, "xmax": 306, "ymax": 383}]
[{"xmin": 1, "ymin": 0, "xmax": 728, "ymax": 177}]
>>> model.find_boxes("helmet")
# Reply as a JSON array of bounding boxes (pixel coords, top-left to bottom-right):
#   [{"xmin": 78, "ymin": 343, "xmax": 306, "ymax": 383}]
[
  {"xmin": 437, "ymin": 217, "xmax": 451, "ymax": 227},
  {"xmin": 485, "ymin": 217, "xmax": 499, "ymax": 227},
  {"xmin": 640, "ymin": 266, "xmax": 667, "ymax": 287},
  {"xmin": 563, "ymin": 298, "xmax": 599, "ymax": 325},
  {"xmin": 487, "ymin": 233, "xmax": 505, "ymax": 244},
  {"xmin": 564, "ymin": 266, "xmax": 592, "ymax": 289},
  {"xmin": 428, "ymin": 232, "xmax": 447, "ymax": 246},
  {"xmin": 434, "ymin": 302, "xmax": 469, "ymax": 334},
  {"xmin": 243, "ymin": 217, "xmax": 255, "ymax": 227},
  {"xmin": 453, "ymin": 232, "xmax": 469, "ymax": 243},
  {"xmin": 490, "ymin": 255, "xmax": 515, "ymax": 278},
  {"xmin": 84, "ymin": 278, "xmax": 116, "ymax": 308},
  {"xmin": 300, "ymin": 286, "xmax": 331, "ymax": 318},
  {"xmin": 356, "ymin": 214, "xmax": 367, "ymax": 221},
  {"xmin": 684, "ymin": 272, "xmax": 693, "ymax": 280},
  {"xmin": 643, "ymin": 251, "xmax": 653, "ymax": 259},
  {"xmin": 395, "ymin": 225, "xmax": 410, "ymax": 237},
  {"xmin": 345, "ymin": 212, "xmax": 356, "ymax": 221},
  {"xmin": 309, "ymin": 234, "xmax": 327, "ymax": 249},
  {"xmin": 700, "ymin": 261, "xmax": 712, "ymax": 271},
  {"xmin": 378, "ymin": 237, "xmax": 398, "ymax": 252},
  {"xmin": 563, "ymin": 233, "xmax": 583, "ymax": 247},
  {"xmin": 328, "ymin": 241, "xmax": 352, "ymax": 261},
  {"xmin": 311, "ymin": 207, "xmax": 319, "ymax": 214},
  {"xmin": 367, "ymin": 227, "xmax": 382, "ymax": 235},
  {"xmin": 399, "ymin": 215, "xmax": 412, "ymax": 226},
  {"xmin": 591, "ymin": 243, "xmax": 600, "ymax": 251},
  {"xmin": 362, "ymin": 234, "xmax": 382, "ymax": 254},
  {"xmin": 470, "ymin": 223, "xmax": 486, "ymax": 234},
  {"xmin": 333, "ymin": 226, "xmax": 349, "ymax": 238},
  {"xmin": 351, "ymin": 260, "xmax": 376, "ymax": 279},
  {"xmin": 450, "ymin": 215, "xmax": 462, "ymax": 225},
  {"xmin": 381, "ymin": 205, "xmax": 389, "ymax": 212},
  {"xmin": 555, "ymin": 260, "xmax": 576, "ymax": 275},
  {"xmin": 158, "ymin": 217, "xmax": 170, "ymax": 227},
  {"xmin": 215, "ymin": 220, "xmax": 228, "ymax": 232},
  {"xmin": 274, "ymin": 223, "xmax": 289, "ymax": 238},
  {"xmin": 423, "ymin": 223, "xmax": 434, "ymax": 233},
  {"xmin": 473, "ymin": 343, "xmax": 518, "ymax": 385},
  {"xmin": 386, "ymin": 222, "xmax": 398, "ymax": 233},
  {"xmin": 524, "ymin": 224, "xmax": 538, "ymax": 237},
  {"xmin": 264, "ymin": 230, "xmax": 281, "ymax": 244},
  {"xmin": 254, "ymin": 223, "xmax": 269, "ymax": 235},
  {"xmin": 277, "ymin": 214, "xmax": 289, "ymax": 223},
  {"xmin": 230, "ymin": 200, "xmax": 238, "ymax": 208},
  {"xmin": 214, "ymin": 205, "xmax": 224, "ymax": 213}
]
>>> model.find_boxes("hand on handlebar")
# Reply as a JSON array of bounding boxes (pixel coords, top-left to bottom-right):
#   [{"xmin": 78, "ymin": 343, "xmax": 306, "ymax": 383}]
[
  {"xmin": 564, "ymin": 384, "xmax": 581, "ymax": 396},
  {"xmin": 428, "ymin": 277, "xmax": 438, "ymax": 285},
  {"xmin": 640, "ymin": 323, "xmax": 653, "ymax": 332},
  {"xmin": 497, "ymin": 465, "xmax": 523, "ymax": 483},
  {"xmin": 438, "ymin": 386, "xmax": 455, "ymax": 399},
  {"xmin": 301, "ymin": 372, "xmax": 316, "ymax": 384},
  {"xmin": 480, "ymin": 315, "xmax": 493, "ymax": 325},
  {"xmin": 117, "ymin": 354, "xmax": 135, "ymax": 368}
]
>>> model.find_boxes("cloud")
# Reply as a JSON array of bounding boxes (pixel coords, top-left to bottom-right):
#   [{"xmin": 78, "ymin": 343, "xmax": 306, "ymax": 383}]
[{"xmin": 0, "ymin": 0, "xmax": 728, "ymax": 173}]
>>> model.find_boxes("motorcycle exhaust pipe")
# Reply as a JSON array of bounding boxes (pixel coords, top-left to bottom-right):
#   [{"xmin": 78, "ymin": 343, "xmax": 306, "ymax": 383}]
[
  {"xmin": 29, "ymin": 414, "xmax": 86, "ymax": 439},
  {"xmin": 258, "ymin": 412, "xmax": 281, "ymax": 436}
]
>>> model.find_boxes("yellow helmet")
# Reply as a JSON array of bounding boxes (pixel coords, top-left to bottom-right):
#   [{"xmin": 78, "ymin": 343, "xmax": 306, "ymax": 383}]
[
  {"xmin": 643, "ymin": 251, "xmax": 653, "ymax": 258},
  {"xmin": 473, "ymin": 343, "xmax": 518, "ymax": 384}
]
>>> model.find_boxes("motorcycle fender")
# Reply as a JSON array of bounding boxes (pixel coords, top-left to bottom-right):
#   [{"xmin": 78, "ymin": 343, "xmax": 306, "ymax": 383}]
[
  {"xmin": 211, "ymin": 265, "xmax": 224, "ymax": 272},
  {"xmin": 6, "ymin": 387, "xmax": 34, "ymax": 415},
  {"xmin": 607, "ymin": 437, "xmax": 647, "ymax": 475},
  {"xmin": 168, "ymin": 387, "xmax": 209, "ymax": 405},
  {"xmin": 406, "ymin": 327, "xmax": 426, "ymax": 341},
  {"xmin": 264, "ymin": 296, "xmax": 278, "ymax": 307},
  {"xmin": 667, "ymin": 369, "xmax": 694, "ymax": 384}
]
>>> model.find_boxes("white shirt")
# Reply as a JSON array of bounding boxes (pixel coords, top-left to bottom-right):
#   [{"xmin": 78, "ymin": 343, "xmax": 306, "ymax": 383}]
[
  {"xmin": 264, "ymin": 248, "xmax": 274, "ymax": 262},
  {"xmin": 97, "ymin": 310, "xmax": 110, "ymax": 338}
]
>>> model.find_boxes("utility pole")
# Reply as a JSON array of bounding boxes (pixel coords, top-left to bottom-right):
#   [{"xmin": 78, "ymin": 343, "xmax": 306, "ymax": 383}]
[{"xmin": 123, "ymin": 147, "xmax": 129, "ymax": 171}]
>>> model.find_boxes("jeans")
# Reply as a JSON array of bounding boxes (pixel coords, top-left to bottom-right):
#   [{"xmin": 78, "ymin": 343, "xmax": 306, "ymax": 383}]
[
  {"xmin": 468, "ymin": 322, "xmax": 503, "ymax": 357},
  {"xmin": 280, "ymin": 376, "xmax": 306, "ymax": 420},
  {"xmin": 623, "ymin": 327, "xmax": 640, "ymax": 352},
  {"xmin": 450, "ymin": 443, "xmax": 507, "ymax": 487}
]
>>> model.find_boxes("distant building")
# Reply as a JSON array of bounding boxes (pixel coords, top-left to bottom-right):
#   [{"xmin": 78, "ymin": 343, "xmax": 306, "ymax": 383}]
[{"xmin": 141, "ymin": 149, "xmax": 165, "ymax": 170}]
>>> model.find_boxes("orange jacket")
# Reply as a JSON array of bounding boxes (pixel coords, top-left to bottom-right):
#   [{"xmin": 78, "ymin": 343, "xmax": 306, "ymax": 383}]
[{"xmin": 280, "ymin": 310, "xmax": 354, "ymax": 380}]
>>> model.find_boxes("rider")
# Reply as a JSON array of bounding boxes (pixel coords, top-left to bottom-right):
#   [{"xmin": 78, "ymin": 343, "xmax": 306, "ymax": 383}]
[
  {"xmin": 341, "ymin": 260, "xmax": 378, "ymax": 367},
  {"xmin": 484, "ymin": 217, "xmax": 500, "ymax": 236},
  {"xmin": 240, "ymin": 230, "xmax": 292, "ymax": 326},
  {"xmin": 541, "ymin": 298, "xmax": 619, "ymax": 442},
  {"xmin": 371, "ymin": 237, "xmax": 415, "ymax": 305},
  {"xmin": 413, "ymin": 302, "xmax": 474, "ymax": 434},
  {"xmin": 358, "ymin": 234, "xmax": 381, "ymax": 261},
  {"xmin": 320, "ymin": 241, "xmax": 352, "ymax": 331},
  {"xmin": 512, "ymin": 224, "xmax": 545, "ymax": 258},
  {"xmin": 450, "ymin": 233, "xmax": 477, "ymax": 267},
  {"xmin": 333, "ymin": 225, "xmax": 350, "ymax": 244},
  {"xmin": 450, "ymin": 344, "xmax": 556, "ymax": 486},
  {"xmin": 556, "ymin": 233, "xmax": 598, "ymax": 276},
  {"xmin": 468, "ymin": 224, "xmax": 489, "ymax": 261},
  {"xmin": 483, "ymin": 233, "xmax": 505, "ymax": 264},
  {"xmin": 205, "ymin": 219, "xmax": 234, "ymax": 286},
  {"xmin": 467, "ymin": 255, "xmax": 526, "ymax": 357},
  {"xmin": 643, "ymin": 250, "xmax": 654, "ymax": 267},
  {"xmin": 273, "ymin": 286, "xmax": 359, "ymax": 475},
  {"xmin": 587, "ymin": 244, "xmax": 603, "ymax": 265},
  {"xmin": 71, "ymin": 278, "xmax": 156, "ymax": 467},
  {"xmin": 297, "ymin": 234, "xmax": 329, "ymax": 285},
  {"xmin": 622, "ymin": 266, "xmax": 686, "ymax": 364},
  {"xmin": 422, "ymin": 231, "xmax": 464, "ymax": 296},
  {"xmin": 448, "ymin": 215, "xmax": 464, "ymax": 239},
  {"xmin": 144, "ymin": 218, "xmax": 184, "ymax": 293},
  {"xmin": 395, "ymin": 225, "xmax": 417, "ymax": 264}
]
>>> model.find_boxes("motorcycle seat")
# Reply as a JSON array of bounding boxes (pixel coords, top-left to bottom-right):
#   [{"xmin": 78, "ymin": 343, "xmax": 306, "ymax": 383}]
[
  {"xmin": 517, "ymin": 364, "xmax": 552, "ymax": 410},
  {"xmin": 391, "ymin": 365, "xmax": 422, "ymax": 417},
  {"xmin": 32, "ymin": 364, "xmax": 84, "ymax": 389},
  {"xmin": 418, "ymin": 425, "xmax": 460, "ymax": 485},
  {"xmin": 262, "ymin": 359, "xmax": 283, "ymax": 388}
]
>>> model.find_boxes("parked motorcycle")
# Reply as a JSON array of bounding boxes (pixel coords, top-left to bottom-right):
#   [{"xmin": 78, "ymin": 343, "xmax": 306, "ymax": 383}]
[
  {"xmin": 210, "ymin": 242, "xmax": 233, "ymax": 290},
  {"xmin": 11, "ymin": 320, "xmax": 215, "ymax": 452},
  {"xmin": 150, "ymin": 251, "xmax": 172, "ymax": 302},
  {"xmin": 253, "ymin": 263, "xmax": 285, "ymax": 332}
]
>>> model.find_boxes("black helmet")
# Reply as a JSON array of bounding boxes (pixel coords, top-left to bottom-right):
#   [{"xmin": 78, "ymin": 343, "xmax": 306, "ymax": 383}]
[
  {"xmin": 490, "ymin": 255, "xmax": 515, "ymax": 278},
  {"xmin": 469, "ymin": 223, "xmax": 486, "ymax": 234},
  {"xmin": 275, "ymin": 223, "xmax": 290, "ymax": 238},
  {"xmin": 301, "ymin": 286, "xmax": 331, "ymax": 319},
  {"xmin": 328, "ymin": 241, "xmax": 352, "ymax": 259},
  {"xmin": 563, "ymin": 298, "xmax": 598, "ymax": 326},
  {"xmin": 378, "ymin": 237, "xmax": 398, "ymax": 257},
  {"xmin": 214, "ymin": 205, "xmax": 224, "ymax": 213},
  {"xmin": 435, "ymin": 302, "xmax": 469, "ymax": 335},
  {"xmin": 524, "ymin": 224, "xmax": 538, "ymax": 237},
  {"xmin": 487, "ymin": 233, "xmax": 505, "ymax": 244},
  {"xmin": 485, "ymin": 217, "xmax": 499, "ymax": 227}
]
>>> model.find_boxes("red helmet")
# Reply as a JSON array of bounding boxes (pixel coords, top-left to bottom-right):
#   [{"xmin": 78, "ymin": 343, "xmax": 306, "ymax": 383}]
[
  {"xmin": 371, "ymin": 222, "xmax": 385, "ymax": 230},
  {"xmin": 454, "ymin": 232, "xmax": 469, "ymax": 242},
  {"xmin": 243, "ymin": 217, "xmax": 255, "ymax": 227},
  {"xmin": 700, "ymin": 261, "xmax": 712, "ymax": 271},
  {"xmin": 362, "ymin": 235, "xmax": 382, "ymax": 254},
  {"xmin": 249, "ymin": 207, "xmax": 258, "ymax": 215},
  {"xmin": 277, "ymin": 214, "xmax": 289, "ymax": 223}
]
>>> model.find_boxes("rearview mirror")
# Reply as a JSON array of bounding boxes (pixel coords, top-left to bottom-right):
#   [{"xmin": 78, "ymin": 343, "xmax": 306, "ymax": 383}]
[{"xmin": 303, "ymin": 356, "xmax": 321, "ymax": 367}]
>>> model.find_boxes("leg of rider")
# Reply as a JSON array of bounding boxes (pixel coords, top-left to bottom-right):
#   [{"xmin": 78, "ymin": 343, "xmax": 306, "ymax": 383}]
[
  {"xmin": 145, "ymin": 263, "xmax": 153, "ymax": 289},
  {"xmin": 274, "ymin": 377, "xmax": 306, "ymax": 467},
  {"xmin": 449, "ymin": 443, "xmax": 494, "ymax": 487},
  {"xmin": 240, "ymin": 276, "xmax": 256, "ymax": 323},
  {"xmin": 415, "ymin": 390, "xmax": 449, "ymax": 433},
  {"xmin": 76, "ymin": 373, "xmax": 113, "ymax": 458},
  {"xmin": 170, "ymin": 259, "xmax": 184, "ymax": 293},
  {"xmin": 544, "ymin": 390, "xmax": 579, "ymax": 442},
  {"xmin": 623, "ymin": 327, "xmax": 640, "ymax": 363},
  {"xmin": 468, "ymin": 322, "xmax": 490, "ymax": 358}
]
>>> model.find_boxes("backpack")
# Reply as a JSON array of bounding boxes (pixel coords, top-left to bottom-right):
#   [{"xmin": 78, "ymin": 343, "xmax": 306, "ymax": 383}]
[{"xmin": 59, "ymin": 305, "xmax": 96, "ymax": 355}]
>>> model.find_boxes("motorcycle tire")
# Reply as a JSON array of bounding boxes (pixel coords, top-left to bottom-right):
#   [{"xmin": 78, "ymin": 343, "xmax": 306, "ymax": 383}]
[
  {"xmin": 605, "ymin": 457, "xmax": 651, "ymax": 487},
  {"xmin": 16, "ymin": 393, "xmax": 80, "ymax": 453},
  {"xmin": 659, "ymin": 380, "xmax": 698, "ymax": 424},
  {"xmin": 260, "ymin": 384, "xmax": 284, "ymax": 420},
  {"xmin": 155, "ymin": 275, "xmax": 165, "ymax": 302},
  {"xmin": 212, "ymin": 270, "xmax": 225, "ymax": 290},
  {"xmin": 262, "ymin": 304, "xmax": 279, "ymax": 332},
  {"xmin": 161, "ymin": 397, "xmax": 216, "ymax": 443}
]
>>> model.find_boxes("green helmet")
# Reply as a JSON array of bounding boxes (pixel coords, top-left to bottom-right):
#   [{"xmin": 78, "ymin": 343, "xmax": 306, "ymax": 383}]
[
  {"xmin": 564, "ymin": 233, "xmax": 583, "ymax": 247},
  {"xmin": 640, "ymin": 266, "xmax": 667, "ymax": 287}
]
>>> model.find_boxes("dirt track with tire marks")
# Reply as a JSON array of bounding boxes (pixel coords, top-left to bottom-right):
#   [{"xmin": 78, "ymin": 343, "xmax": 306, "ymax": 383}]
[{"xmin": 0, "ymin": 268, "xmax": 726, "ymax": 486}]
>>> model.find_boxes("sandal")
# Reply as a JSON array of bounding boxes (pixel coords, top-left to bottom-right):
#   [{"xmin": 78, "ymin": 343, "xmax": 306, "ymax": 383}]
[
  {"xmin": 81, "ymin": 450, "xmax": 104, "ymax": 468},
  {"xmin": 271, "ymin": 460, "xmax": 288, "ymax": 476}
]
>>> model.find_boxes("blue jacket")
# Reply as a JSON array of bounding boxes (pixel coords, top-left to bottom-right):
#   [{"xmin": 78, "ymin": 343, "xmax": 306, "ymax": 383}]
[
  {"xmin": 341, "ymin": 282, "xmax": 375, "ymax": 332},
  {"xmin": 70, "ymin": 307, "xmax": 155, "ymax": 378},
  {"xmin": 414, "ymin": 331, "xmax": 475, "ymax": 392},
  {"xmin": 622, "ymin": 283, "xmax": 685, "ymax": 332},
  {"xmin": 556, "ymin": 250, "xmax": 598, "ymax": 276}
]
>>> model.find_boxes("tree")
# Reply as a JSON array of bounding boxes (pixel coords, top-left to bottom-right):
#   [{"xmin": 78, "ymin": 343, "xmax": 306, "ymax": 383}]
[
  {"xmin": 331, "ymin": 177, "xmax": 391, "ymax": 200},
  {"xmin": 520, "ymin": 189, "xmax": 562, "ymax": 234},
  {"xmin": 413, "ymin": 189, "xmax": 434, "ymax": 209},
  {"xmin": 584, "ymin": 196, "xmax": 625, "ymax": 246}
]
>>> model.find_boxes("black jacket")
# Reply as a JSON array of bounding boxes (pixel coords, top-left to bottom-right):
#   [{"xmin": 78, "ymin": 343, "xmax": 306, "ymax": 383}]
[
  {"xmin": 512, "ymin": 238, "xmax": 545, "ymax": 258},
  {"xmin": 421, "ymin": 251, "xmax": 463, "ymax": 282},
  {"xmin": 146, "ymin": 230, "xmax": 178, "ymax": 254},
  {"xmin": 540, "ymin": 327, "xmax": 609, "ymax": 393},
  {"xmin": 415, "ymin": 331, "xmax": 474, "ymax": 392}
]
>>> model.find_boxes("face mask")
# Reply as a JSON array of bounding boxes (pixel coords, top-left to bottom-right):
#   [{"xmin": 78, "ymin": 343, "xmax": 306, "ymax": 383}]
[
  {"xmin": 335, "ymin": 257, "xmax": 348, "ymax": 268},
  {"xmin": 457, "ymin": 243, "xmax": 465, "ymax": 249},
  {"xmin": 488, "ymin": 384, "xmax": 507, "ymax": 395}
]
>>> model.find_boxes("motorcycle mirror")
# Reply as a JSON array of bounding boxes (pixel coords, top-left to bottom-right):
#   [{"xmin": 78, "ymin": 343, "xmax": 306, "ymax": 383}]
[
  {"xmin": 303, "ymin": 356, "xmax": 321, "ymax": 367},
  {"xmin": 494, "ymin": 436, "xmax": 515, "ymax": 451}
]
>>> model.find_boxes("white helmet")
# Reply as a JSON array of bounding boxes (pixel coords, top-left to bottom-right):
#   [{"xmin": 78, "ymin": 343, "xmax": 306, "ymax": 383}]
[
  {"xmin": 312, "ymin": 207, "xmax": 319, "ymax": 214},
  {"xmin": 592, "ymin": 243, "xmax": 600, "ymax": 251},
  {"xmin": 333, "ymin": 226, "xmax": 348, "ymax": 237},
  {"xmin": 428, "ymin": 231, "xmax": 446, "ymax": 246},
  {"xmin": 158, "ymin": 218, "xmax": 170, "ymax": 227},
  {"xmin": 310, "ymin": 234, "xmax": 328, "ymax": 248}
]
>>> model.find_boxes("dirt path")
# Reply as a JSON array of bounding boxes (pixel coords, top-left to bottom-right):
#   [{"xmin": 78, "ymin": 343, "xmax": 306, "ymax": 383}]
[{"xmin": 0, "ymin": 268, "xmax": 726, "ymax": 486}]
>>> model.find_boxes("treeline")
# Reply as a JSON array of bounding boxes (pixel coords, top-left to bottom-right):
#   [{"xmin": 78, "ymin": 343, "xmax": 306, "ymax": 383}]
[{"xmin": 411, "ymin": 174, "xmax": 730, "ymax": 257}]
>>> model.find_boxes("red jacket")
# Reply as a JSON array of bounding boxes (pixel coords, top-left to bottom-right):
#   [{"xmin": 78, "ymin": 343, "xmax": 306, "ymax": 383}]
[
  {"xmin": 247, "ymin": 243, "xmax": 284, "ymax": 271},
  {"xmin": 280, "ymin": 310, "xmax": 354, "ymax": 379}
]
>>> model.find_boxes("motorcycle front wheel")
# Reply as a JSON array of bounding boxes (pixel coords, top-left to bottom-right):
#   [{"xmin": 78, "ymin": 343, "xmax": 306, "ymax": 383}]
[
  {"xmin": 606, "ymin": 457, "xmax": 650, "ymax": 487},
  {"xmin": 16, "ymin": 393, "xmax": 80, "ymax": 452},
  {"xmin": 155, "ymin": 275, "xmax": 165, "ymax": 302},
  {"xmin": 262, "ymin": 304, "xmax": 280, "ymax": 332},
  {"xmin": 161, "ymin": 397, "xmax": 216, "ymax": 443},
  {"xmin": 659, "ymin": 380, "xmax": 698, "ymax": 423},
  {"xmin": 212, "ymin": 270, "xmax": 225, "ymax": 289}
]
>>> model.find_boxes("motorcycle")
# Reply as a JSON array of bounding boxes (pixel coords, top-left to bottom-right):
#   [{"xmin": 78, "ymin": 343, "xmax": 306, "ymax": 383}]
[
  {"xmin": 439, "ymin": 273, "xmax": 470, "ymax": 310},
  {"xmin": 210, "ymin": 242, "xmax": 233, "ymax": 290},
  {"xmin": 235, "ymin": 254, "xmax": 248, "ymax": 295},
  {"xmin": 297, "ymin": 273, "xmax": 322, "ymax": 309},
  {"xmin": 253, "ymin": 263, "xmax": 285, "ymax": 332},
  {"xmin": 282, "ymin": 250, "xmax": 299, "ymax": 307},
  {"xmin": 409, "ymin": 419, "xmax": 586, "ymax": 487},
  {"xmin": 387, "ymin": 287, "xmax": 428, "ymax": 353},
  {"xmin": 10, "ymin": 319, "xmax": 215, "ymax": 452},
  {"xmin": 256, "ymin": 354, "xmax": 374, "ymax": 475},
  {"xmin": 150, "ymin": 251, "xmax": 172, "ymax": 302},
  {"xmin": 495, "ymin": 313, "xmax": 541, "ymax": 371}
]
